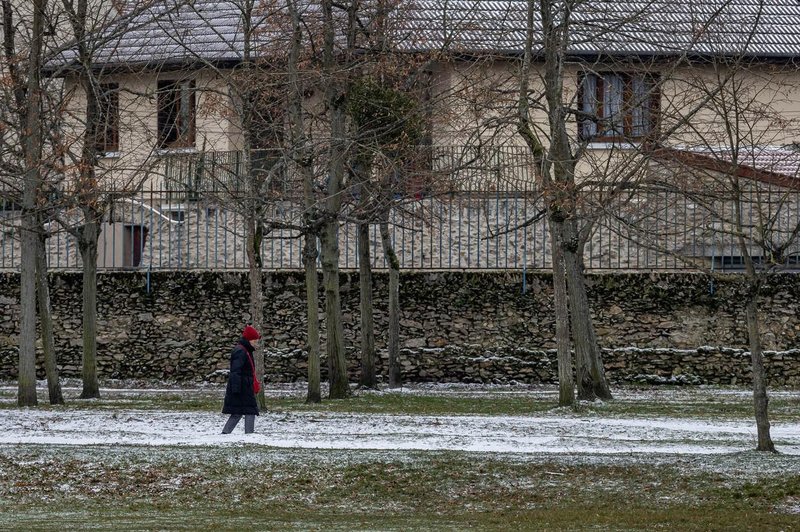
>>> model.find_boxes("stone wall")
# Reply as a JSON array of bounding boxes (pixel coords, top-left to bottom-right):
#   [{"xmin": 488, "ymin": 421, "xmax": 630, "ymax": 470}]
[
  {"xmin": 1, "ymin": 271, "xmax": 800, "ymax": 385},
  {"xmin": 265, "ymin": 345, "xmax": 800, "ymax": 386}
]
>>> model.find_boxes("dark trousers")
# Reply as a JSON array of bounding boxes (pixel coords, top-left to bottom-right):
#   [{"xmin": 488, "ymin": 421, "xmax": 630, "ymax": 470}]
[{"xmin": 222, "ymin": 414, "xmax": 255, "ymax": 434}]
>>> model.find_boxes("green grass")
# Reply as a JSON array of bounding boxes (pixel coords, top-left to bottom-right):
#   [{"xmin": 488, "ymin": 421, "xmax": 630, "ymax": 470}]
[
  {"xmin": 1, "ymin": 384, "xmax": 799, "ymax": 530},
  {"xmin": 1, "ymin": 383, "xmax": 798, "ymax": 421},
  {"xmin": 1, "ymin": 445, "xmax": 798, "ymax": 531}
]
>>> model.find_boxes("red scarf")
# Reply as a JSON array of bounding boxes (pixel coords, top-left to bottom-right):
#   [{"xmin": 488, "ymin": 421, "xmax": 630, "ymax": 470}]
[{"xmin": 243, "ymin": 346, "xmax": 261, "ymax": 395}]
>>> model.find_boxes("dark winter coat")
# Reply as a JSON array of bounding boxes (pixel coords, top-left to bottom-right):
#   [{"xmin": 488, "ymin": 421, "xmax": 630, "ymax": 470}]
[{"xmin": 222, "ymin": 338, "xmax": 259, "ymax": 416}]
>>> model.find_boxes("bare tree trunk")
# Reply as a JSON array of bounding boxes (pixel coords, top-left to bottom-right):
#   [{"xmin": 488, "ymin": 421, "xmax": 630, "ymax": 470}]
[
  {"xmin": 358, "ymin": 222, "xmax": 377, "ymax": 388},
  {"xmin": 535, "ymin": 0, "xmax": 612, "ymax": 403},
  {"xmin": 517, "ymin": 0, "xmax": 581, "ymax": 406},
  {"xmin": 321, "ymin": 0, "xmax": 350, "ymax": 399},
  {"xmin": 303, "ymin": 234, "xmax": 321, "ymax": 403},
  {"xmin": 744, "ymin": 288, "xmax": 776, "ymax": 452},
  {"xmin": 236, "ymin": 1, "xmax": 266, "ymax": 409},
  {"xmin": 563, "ymin": 253, "xmax": 594, "ymax": 399},
  {"xmin": 17, "ymin": 0, "xmax": 46, "ymax": 407},
  {"xmin": 562, "ymin": 226, "xmax": 611, "ymax": 400},
  {"xmin": 18, "ymin": 209, "xmax": 38, "ymax": 407},
  {"xmin": 58, "ymin": 0, "xmax": 105, "ymax": 400},
  {"xmin": 245, "ymin": 216, "xmax": 266, "ymax": 409},
  {"xmin": 321, "ymin": 221, "xmax": 349, "ymax": 398},
  {"xmin": 572, "ymin": 231, "xmax": 611, "ymax": 400},
  {"xmin": 548, "ymin": 220, "xmax": 574, "ymax": 406},
  {"xmin": 287, "ymin": 0, "xmax": 320, "ymax": 403},
  {"xmin": 18, "ymin": 214, "xmax": 38, "ymax": 406},
  {"xmin": 78, "ymin": 218, "xmax": 100, "ymax": 399},
  {"xmin": 379, "ymin": 220, "xmax": 401, "ymax": 388},
  {"xmin": 37, "ymin": 226, "xmax": 63, "ymax": 405}
]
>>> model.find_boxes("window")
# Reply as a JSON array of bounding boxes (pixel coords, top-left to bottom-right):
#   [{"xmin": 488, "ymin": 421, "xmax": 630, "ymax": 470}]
[
  {"xmin": 712, "ymin": 255, "xmax": 800, "ymax": 271},
  {"xmin": 578, "ymin": 72, "xmax": 659, "ymax": 141},
  {"xmin": 1, "ymin": 196, "xmax": 21, "ymax": 211},
  {"xmin": 96, "ymin": 83, "xmax": 119, "ymax": 153},
  {"xmin": 250, "ymin": 94, "xmax": 285, "ymax": 151},
  {"xmin": 162, "ymin": 208, "xmax": 186, "ymax": 222},
  {"xmin": 157, "ymin": 79, "xmax": 196, "ymax": 149},
  {"xmin": 122, "ymin": 225, "xmax": 148, "ymax": 268}
]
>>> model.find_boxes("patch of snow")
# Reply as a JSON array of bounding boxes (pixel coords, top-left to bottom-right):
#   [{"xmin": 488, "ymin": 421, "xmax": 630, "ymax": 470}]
[{"xmin": 1, "ymin": 408, "xmax": 799, "ymax": 457}]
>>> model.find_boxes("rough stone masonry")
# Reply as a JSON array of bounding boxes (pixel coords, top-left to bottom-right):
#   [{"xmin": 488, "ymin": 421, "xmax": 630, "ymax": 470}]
[{"xmin": 1, "ymin": 271, "xmax": 799, "ymax": 385}]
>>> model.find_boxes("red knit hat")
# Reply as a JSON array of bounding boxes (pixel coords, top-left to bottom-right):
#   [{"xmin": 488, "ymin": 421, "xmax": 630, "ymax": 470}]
[{"xmin": 242, "ymin": 325, "xmax": 261, "ymax": 341}]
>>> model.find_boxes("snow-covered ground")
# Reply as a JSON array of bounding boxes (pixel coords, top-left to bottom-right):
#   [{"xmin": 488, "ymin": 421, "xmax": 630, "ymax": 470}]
[
  {"xmin": 2, "ymin": 384, "xmax": 799, "ymax": 456},
  {"xmin": 2, "ymin": 409, "xmax": 800, "ymax": 455}
]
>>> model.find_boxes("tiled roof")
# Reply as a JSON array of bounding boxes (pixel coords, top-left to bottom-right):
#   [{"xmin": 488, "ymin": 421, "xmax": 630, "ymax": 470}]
[
  {"xmin": 711, "ymin": 146, "xmax": 800, "ymax": 179},
  {"xmin": 421, "ymin": 0, "xmax": 800, "ymax": 56},
  {"xmin": 694, "ymin": 145, "xmax": 800, "ymax": 186},
  {"xmin": 52, "ymin": 0, "xmax": 800, "ymax": 70},
  {"xmin": 651, "ymin": 145, "xmax": 800, "ymax": 189}
]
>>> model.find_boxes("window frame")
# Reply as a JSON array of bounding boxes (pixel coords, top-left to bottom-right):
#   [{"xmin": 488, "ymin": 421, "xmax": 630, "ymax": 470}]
[
  {"xmin": 157, "ymin": 79, "xmax": 196, "ymax": 150},
  {"xmin": 578, "ymin": 71, "xmax": 660, "ymax": 142}
]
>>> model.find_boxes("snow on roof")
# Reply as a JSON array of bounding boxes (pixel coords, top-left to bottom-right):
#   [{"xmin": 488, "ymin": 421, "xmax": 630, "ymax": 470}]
[{"xmin": 51, "ymin": 0, "xmax": 800, "ymax": 71}]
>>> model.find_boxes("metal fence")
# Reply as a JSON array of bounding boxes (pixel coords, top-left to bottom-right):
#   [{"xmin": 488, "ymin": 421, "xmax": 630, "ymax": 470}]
[{"xmin": 2, "ymin": 146, "xmax": 800, "ymax": 271}]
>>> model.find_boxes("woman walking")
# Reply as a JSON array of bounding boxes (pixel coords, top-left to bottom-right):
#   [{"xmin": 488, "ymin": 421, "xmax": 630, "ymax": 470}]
[{"xmin": 221, "ymin": 325, "xmax": 262, "ymax": 434}]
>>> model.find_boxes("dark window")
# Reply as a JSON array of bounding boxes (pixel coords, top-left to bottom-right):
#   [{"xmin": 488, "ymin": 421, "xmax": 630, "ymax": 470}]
[
  {"xmin": 248, "ymin": 94, "xmax": 289, "ymax": 195},
  {"xmin": 251, "ymin": 94, "xmax": 285, "ymax": 151},
  {"xmin": 168, "ymin": 209, "xmax": 185, "ymax": 222},
  {"xmin": 712, "ymin": 255, "xmax": 800, "ymax": 271},
  {"xmin": 96, "ymin": 83, "xmax": 119, "ymax": 153},
  {"xmin": 394, "ymin": 70, "xmax": 434, "ymax": 199},
  {"xmin": 157, "ymin": 79, "xmax": 196, "ymax": 149},
  {"xmin": 0, "ymin": 197, "xmax": 22, "ymax": 211},
  {"xmin": 578, "ymin": 72, "xmax": 659, "ymax": 141},
  {"xmin": 122, "ymin": 225, "xmax": 148, "ymax": 268}
]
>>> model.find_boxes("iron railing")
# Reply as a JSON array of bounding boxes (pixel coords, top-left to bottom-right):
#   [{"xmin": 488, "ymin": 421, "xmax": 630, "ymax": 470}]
[{"xmin": 2, "ymin": 146, "xmax": 800, "ymax": 271}]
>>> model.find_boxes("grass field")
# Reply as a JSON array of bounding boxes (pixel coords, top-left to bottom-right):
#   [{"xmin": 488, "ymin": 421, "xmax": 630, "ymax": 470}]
[{"xmin": 1, "ymin": 383, "xmax": 799, "ymax": 531}]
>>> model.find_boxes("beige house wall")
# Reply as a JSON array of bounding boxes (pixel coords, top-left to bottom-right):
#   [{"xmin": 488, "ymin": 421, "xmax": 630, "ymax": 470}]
[
  {"xmin": 664, "ymin": 65, "xmax": 800, "ymax": 148},
  {"xmin": 61, "ymin": 69, "xmax": 239, "ymax": 191},
  {"xmin": 429, "ymin": 58, "xmax": 800, "ymax": 187},
  {"xmin": 51, "ymin": 55, "xmax": 800, "ymax": 272},
  {"xmin": 0, "ymin": 0, "xmax": 119, "ymax": 194},
  {"xmin": 60, "ymin": 55, "xmax": 800, "ymax": 193}
]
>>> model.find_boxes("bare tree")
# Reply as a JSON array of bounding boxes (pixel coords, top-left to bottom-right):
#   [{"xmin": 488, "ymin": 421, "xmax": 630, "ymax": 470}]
[
  {"xmin": 318, "ymin": 0, "xmax": 354, "ymax": 399},
  {"xmin": 155, "ymin": 0, "xmax": 342, "ymax": 401},
  {"xmin": 645, "ymin": 62, "xmax": 800, "ymax": 451},
  {"xmin": 14, "ymin": 0, "xmax": 47, "ymax": 406},
  {"xmin": 516, "ymin": 0, "xmax": 611, "ymax": 402},
  {"xmin": 347, "ymin": 77, "xmax": 427, "ymax": 389},
  {"xmin": 2, "ymin": 0, "xmax": 69, "ymax": 405},
  {"xmin": 286, "ymin": 0, "xmax": 322, "ymax": 402},
  {"xmin": 512, "ymin": 1, "xmax": 721, "ymax": 403},
  {"xmin": 232, "ymin": 0, "xmax": 274, "ymax": 410},
  {"xmin": 37, "ymin": 221, "xmax": 63, "ymax": 404},
  {"xmin": 57, "ymin": 0, "xmax": 113, "ymax": 398},
  {"xmin": 43, "ymin": 1, "xmax": 188, "ymax": 398}
]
